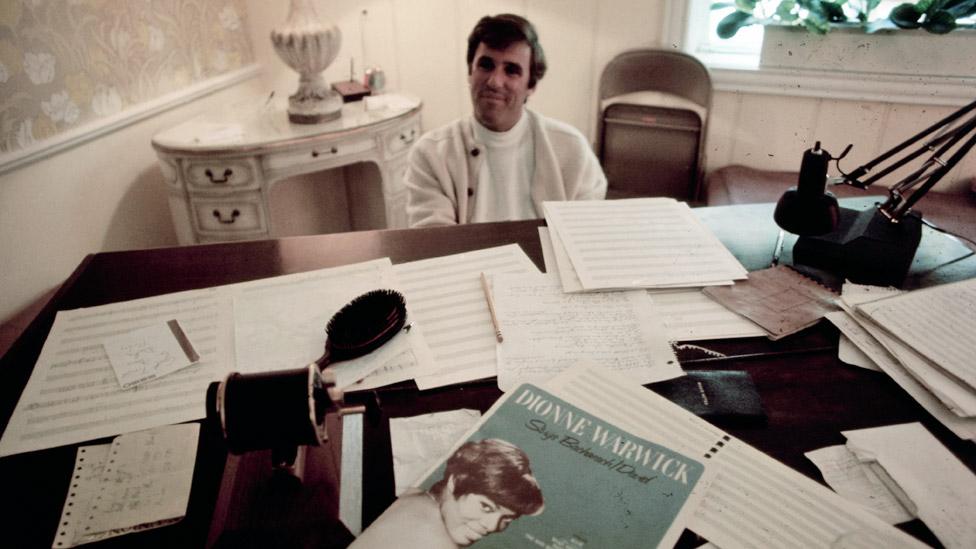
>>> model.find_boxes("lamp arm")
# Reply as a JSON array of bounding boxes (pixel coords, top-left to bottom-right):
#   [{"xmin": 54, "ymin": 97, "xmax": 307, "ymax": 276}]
[
  {"xmin": 882, "ymin": 127, "xmax": 976, "ymax": 220},
  {"xmin": 843, "ymin": 98, "xmax": 976, "ymax": 186}
]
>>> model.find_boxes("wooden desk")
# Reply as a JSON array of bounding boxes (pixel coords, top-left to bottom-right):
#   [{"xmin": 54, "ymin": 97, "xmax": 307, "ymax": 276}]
[{"xmin": 1, "ymin": 206, "xmax": 973, "ymax": 548}]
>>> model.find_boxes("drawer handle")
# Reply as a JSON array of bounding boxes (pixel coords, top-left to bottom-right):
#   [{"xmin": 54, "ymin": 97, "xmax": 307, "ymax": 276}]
[
  {"xmin": 311, "ymin": 147, "xmax": 339, "ymax": 158},
  {"xmin": 212, "ymin": 208, "xmax": 241, "ymax": 224},
  {"xmin": 205, "ymin": 168, "xmax": 233, "ymax": 184},
  {"xmin": 399, "ymin": 129, "xmax": 417, "ymax": 144}
]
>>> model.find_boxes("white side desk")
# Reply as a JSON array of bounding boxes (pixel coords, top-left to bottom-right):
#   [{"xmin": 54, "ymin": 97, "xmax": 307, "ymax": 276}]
[{"xmin": 151, "ymin": 94, "xmax": 422, "ymax": 244}]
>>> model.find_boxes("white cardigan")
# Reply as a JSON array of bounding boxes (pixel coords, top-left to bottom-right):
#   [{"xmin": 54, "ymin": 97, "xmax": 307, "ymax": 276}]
[{"xmin": 404, "ymin": 109, "xmax": 607, "ymax": 227}]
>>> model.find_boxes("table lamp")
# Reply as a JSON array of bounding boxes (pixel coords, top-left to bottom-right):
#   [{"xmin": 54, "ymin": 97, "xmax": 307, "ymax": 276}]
[{"xmin": 774, "ymin": 98, "xmax": 976, "ymax": 287}]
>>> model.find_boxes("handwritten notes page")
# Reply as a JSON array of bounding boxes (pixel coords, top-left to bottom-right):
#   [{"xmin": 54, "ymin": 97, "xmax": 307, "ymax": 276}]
[
  {"xmin": 393, "ymin": 244, "xmax": 540, "ymax": 390},
  {"xmin": 0, "ymin": 289, "xmax": 231, "ymax": 457},
  {"xmin": 544, "ymin": 198, "xmax": 747, "ymax": 291},
  {"xmin": 231, "ymin": 258, "xmax": 437, "ymax": 390},
  {"xmin": 492, "ymin": 272, "xmax": 681, "ymax": 391},
  {"xmin": 843, "ymin": 422, "xmax": 976, "ymax": 548},
  {"xmin": 53, "ymin": 423, "xmax": 199, "ymax": 548},
  {"xmin": 544, "ymin": 364, "xmax": 928, "ymax": 549},
  {"xmin": 856, "ymin": 277, "xmax": 976, "ymax": 391}
]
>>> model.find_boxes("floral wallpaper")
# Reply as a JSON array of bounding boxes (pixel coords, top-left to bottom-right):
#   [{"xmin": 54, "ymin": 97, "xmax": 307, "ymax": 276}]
[{"xmin": 0, "ymin": 0, "xmax": 254, "ymax": 155}]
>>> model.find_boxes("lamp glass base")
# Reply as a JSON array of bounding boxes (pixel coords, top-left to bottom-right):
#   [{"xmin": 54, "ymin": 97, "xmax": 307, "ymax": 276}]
[{"xmin": 793, "ymin": 207, "xmax": 922, "ymax": 287}]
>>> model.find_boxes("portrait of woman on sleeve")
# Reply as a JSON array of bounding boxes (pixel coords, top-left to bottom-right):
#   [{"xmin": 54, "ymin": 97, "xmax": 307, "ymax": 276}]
[{"xmin": 350, "ymin": 438, "xmax": 545, "ymax": 548}]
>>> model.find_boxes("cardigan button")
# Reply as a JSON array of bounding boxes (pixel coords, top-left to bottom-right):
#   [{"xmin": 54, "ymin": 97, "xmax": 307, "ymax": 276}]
[
  {"xmin": 470, "ymin": 148, "xmax": 480, "ymax": 157},
  {"xmin": 467, "ymin": 188, "xmax": 474, "ymax": 197}
]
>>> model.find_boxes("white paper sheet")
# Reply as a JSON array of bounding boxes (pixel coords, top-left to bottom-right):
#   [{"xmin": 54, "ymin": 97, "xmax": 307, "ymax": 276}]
[
  {"xmin": 0, "ymin": 288, "xmax": 231, "ymax": 457},
  {"xmin": 53, "ymin": 424, "xmax": 199, "ymax": 547},
  {"xmin": 805, "ymin": 445, "xmax": 915, "ymax": 524},
  {"xmin": 393, "ymin": 244, "xmax": 540, "ymax": 390},
  {"xmin": 837, "ymin": 334, "xmax": 880, "ymax": 371},
  {"xmin": 543, "ymin": 364, "xmax": 928, "ymax": 549},
  {"xmin": 843, "ymin": 422, "xmax": 976, "ymax": 549},
  {"xmin": 544, "ymin": 199, "xmax": 747, "ymax": 291},
  {"xmin": 825, "ymin": 310, "xmax": 976, "ymax": 441},
  {"xmin": 103, "ymin": 320, "xmax": 199, "ymax": 389},
  {"xmin": 492, "ymin": 272, "xmax": 682, "ymax": 391},
  {"xmin": 856, "ymin": 277, "xmax": 976, "ymax": 391},
  {"xmin": 389, "ymin": 409, "xmax": 481, "ymax": 496}
]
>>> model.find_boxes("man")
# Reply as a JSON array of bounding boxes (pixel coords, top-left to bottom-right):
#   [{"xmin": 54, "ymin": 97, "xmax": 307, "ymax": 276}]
[
  {"xmin": 405, "ymin": 14, "xmax": 607, "ymax": 227},
  {"xmin": 349, "ymin": 438, "xmax": 545, "ymax": 548}
]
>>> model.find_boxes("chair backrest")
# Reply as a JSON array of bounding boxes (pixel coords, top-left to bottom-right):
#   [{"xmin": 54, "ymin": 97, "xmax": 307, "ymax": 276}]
[{"xmin": 596, "ymin": 49, "xmax": 712, "ymax": 202}]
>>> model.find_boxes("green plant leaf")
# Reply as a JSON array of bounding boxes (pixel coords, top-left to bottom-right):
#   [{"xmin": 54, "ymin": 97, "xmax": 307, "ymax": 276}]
[
  {"xmin": 776, "ymin": 0, "xmax": 799, "ymax": 20},
  {"xmin": 710, "ymin": 2, "xmax": 738, "ymax": 9},
  {"xmin": 943, "ymin": 0, "xmax": 976, "ymax": 17},
  {"xmin": 822, "ymin": 1, "xmax": 850, "ymax": 22},
  {"xmin": 717, "ymin": 10, "xmax": 756, "ymax": 37},
  {"xmin": 734, "ymin": 0, "xmax": 759, "ymax": 13},
  {"xmin": 923, "ymin": 8, "xmax": 958, "ymax": 32},
  {"xmin": 891, "ymin": 2, "xmax": 924, "ymax": 27}
]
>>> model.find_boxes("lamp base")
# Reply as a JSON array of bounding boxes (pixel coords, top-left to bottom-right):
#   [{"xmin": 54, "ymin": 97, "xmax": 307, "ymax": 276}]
[{"xmin": 793, "ymin": 207, "xmax": 922, "ymax": 287}]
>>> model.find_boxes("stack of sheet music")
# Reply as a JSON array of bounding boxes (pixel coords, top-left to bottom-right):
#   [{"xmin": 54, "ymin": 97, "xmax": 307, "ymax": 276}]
[
  {"xmin": 825, "ymin": 277, "xmax": 976, "ymax": 441},
  {"xmin": 543, "ymin": 198, "xmax": 748, "ymax": 292}
]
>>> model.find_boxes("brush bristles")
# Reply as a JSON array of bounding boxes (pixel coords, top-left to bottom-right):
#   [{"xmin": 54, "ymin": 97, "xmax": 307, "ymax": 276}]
[{"xmin": 325, "ymin": 289, "xmax": 407, "ymax": 363}]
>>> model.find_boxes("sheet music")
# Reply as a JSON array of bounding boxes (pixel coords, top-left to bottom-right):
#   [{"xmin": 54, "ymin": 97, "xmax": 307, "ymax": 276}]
[
  {"xmin": 544, "ymin": 364, "xmax": 927, "ymax": 549},
  {"xmin": 825, "ymin": 310, "xmax": 976, "ymax": 441},
  {"xmin": 647, "ymin": 289, "xmax": 768, "ymax": 341},
  {"xmin": 544, "ymin": 199, "xmax": 747, "ymax": 291},
  {"xmin": 232, "ymin": 259, "xmax": 437, "ymax": 389},
  {"xmin": 0, "ymin": 289, "xmax": 231, "ymax": 457},
  {"xmin": 492, "ymin": 272, "xmax": 682, "ymax": 391},
  {"xmin": 393, "ymin": 244, "xmax": 540, "ymax": 390},
  {"xmin": 539, "ymin": 227, "xmax": 765, "ymax": 341},
  {"xmin": 856, "ymin": 277, "xmax": 976, "ymax": 391}
]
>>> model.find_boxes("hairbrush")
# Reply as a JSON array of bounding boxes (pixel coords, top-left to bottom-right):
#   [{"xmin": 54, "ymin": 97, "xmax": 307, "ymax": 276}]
[{"xmin": 316, "ymin": 288, "xmax": 408, "ymax": 367}]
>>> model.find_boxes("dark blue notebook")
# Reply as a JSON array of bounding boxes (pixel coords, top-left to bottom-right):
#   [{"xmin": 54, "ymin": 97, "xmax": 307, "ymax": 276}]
[{"xmin": 648, "ymin": 370, "xmax": 765, "ymax": 425}]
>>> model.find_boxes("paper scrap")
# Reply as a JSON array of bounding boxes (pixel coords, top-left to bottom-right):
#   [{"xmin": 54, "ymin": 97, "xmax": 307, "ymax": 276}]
[
  {"xmin": 103, "ymin": 320, "xmax": 199, "ymax": 389},
  {"xmin": 704, "ymin": 265, "xmax": 838, "ymax": 339},
  {"xmin": 805, "ymin": 445, "xmax": 915, "ymax": 525},
  {"xmin": 53, "ymin": 423, "xmax": 199, "ymax": 548},
  {"xmin": 843, "ymin": 422, "xmax": 976, "ymax": 549},
  {"xmin": 389, "ymin": 409, "xmax": 481, "ymax": 496}
]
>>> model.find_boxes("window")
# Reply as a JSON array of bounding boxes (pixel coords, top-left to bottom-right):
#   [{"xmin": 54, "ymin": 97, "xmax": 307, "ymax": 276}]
[{"xmin": 665, "ymin": 0, "xmax": 976, "ymax": 105}]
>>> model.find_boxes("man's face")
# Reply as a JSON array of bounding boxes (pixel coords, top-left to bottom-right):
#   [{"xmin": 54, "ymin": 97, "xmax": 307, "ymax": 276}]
[
  {"xmin": 440, "ymin": 490, "xmax": 517, "ymax": 546},
  {"xmin": 468, "ymin": 41, "xmax": 535, "ymax": 132}
]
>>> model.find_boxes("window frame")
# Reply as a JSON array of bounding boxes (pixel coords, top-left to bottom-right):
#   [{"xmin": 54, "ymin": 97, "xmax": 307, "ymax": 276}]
[{"xmin": 663, "ymin": 0, "xmax": 976, "ymax": 107}]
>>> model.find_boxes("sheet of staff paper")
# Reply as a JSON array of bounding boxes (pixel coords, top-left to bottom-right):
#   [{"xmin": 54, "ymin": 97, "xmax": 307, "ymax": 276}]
[
  {"xmin": 825, "ymin": 310, "xmax": 976, "ymax": 441},
  {"xmin": 539, "ymin": 228, "xmax": 766, "ymax": 342},
  {"xmin": 491, "ymin": 272, "xmax": 681, "ymax": 391},
  {"xmin": 53, "ymin": 424, "xmax": 199, "ymax": 547},
  {"xmin": 393, "ymin": 244, "xmax": 540, "ymax": 390},
  {"xmin": 543, "ymin": 198, "xmax": 747, "ymax": 291},
  {"xmin": 0, "ymin": 288, "xmax": 231, "ymax": 457},
  {"xmin": 231, "ymin": 259, "xmax": 437, "ymax": 390},
  {"xmin": 844, "ymin": 422, "xmax": 976, "ymax": 549},
  {"xmin": 544, "ymin": 364, "xmax": 929, "ymax": 549},
  {"xmin": 856, "ymin": 277, "xmax": 976, "ymax": 391},
  {"xmin": 389, "ymin": 409, "xmax": 482, "ymax": 496}
]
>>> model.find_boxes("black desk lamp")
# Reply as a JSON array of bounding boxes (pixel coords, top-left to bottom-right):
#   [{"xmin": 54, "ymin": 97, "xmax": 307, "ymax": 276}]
[{"xmin": 774, "ymin": 98, "xmax": 976, "ymax": 287}]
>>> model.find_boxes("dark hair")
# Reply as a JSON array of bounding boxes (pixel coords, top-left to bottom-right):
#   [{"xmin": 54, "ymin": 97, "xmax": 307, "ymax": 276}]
[
  {"xmin": 466, "ymin": 14, "xmax": 547, "ymax": 88},
  {"xmin": 433, "ymin": 439, "xmax": 544, "ymax": 516}
]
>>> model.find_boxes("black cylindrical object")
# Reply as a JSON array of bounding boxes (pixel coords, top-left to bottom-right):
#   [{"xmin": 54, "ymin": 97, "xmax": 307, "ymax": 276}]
[{"xmin": 207, "ymin": 364, "xmax": 331, "ymax": 455}]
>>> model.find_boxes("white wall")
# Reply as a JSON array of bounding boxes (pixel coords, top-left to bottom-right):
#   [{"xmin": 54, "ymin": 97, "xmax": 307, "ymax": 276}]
[{"xmin": 2, "ymin": 0, "xmax": 972, "ymax": 325}]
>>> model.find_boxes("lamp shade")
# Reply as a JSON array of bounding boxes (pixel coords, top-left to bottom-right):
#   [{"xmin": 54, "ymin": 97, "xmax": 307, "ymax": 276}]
[{"xmin": 774, "ymin": 188, "xmax": 840, "ymax": 236}]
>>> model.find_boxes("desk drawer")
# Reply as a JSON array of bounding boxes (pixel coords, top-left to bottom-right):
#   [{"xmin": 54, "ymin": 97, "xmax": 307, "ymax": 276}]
[
  {"xmin": 384, "ymin": 122, "xmax": 420, "ymax": 158},
  {"xmin": 157, "ymin": 156, "xmax": 181, "ymax": 188},
  {"xmin": 265, "ymin": 138, "xmax": 375, "ymax": 172},
  {"xmin": 185, "ymin": 158, "xmax": 258, "ymax": 190},
  {"xmin": 191, "ymin": 196, "xmax": 267, "ymax": 234}
]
